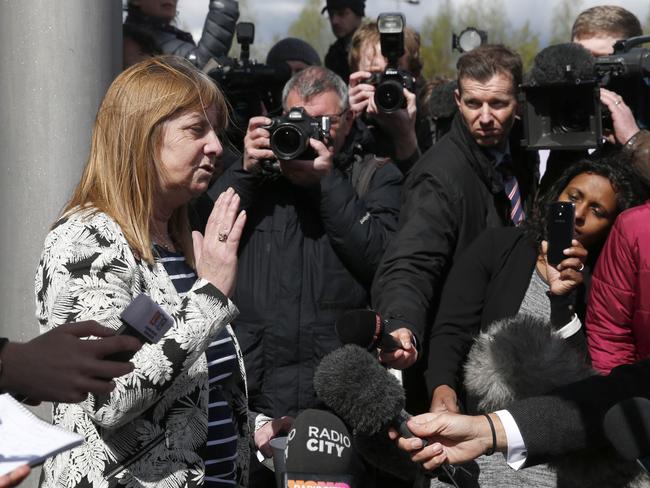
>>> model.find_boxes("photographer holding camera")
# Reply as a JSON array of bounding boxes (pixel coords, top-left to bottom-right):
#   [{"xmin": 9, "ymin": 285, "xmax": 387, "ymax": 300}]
[
  {"xmin": 348, "ymin": 14, "xmax": 428, "ymax": 175},
  {"xmin": 208, "ymin": 65, "xmax": 402, "ymax": 487},
  {"xmin": 534, "ymin": 6, "xmax": 647, "ymax": 191},
  {"xmin": 573, "ymin": 6, "xmax": 646, "ymax": 151}
]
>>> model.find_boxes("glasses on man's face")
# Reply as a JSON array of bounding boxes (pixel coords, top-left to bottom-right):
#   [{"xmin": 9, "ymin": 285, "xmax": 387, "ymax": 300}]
[{"xmin": 321, "ymin": 109, "xmax": 348, "ymax": 127}]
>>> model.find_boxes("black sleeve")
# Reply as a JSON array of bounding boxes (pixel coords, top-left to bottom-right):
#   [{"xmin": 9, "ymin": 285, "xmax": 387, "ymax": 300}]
[
  {"xmin": 548, "ymin": 292, "xmax": 577, "ymax": 330},
  {"xmin": 425, "ymin": 230, "xmax": 498, "ymax": 393},
  {"xmin": 508, "ymin": 357, "xmax": 650, "ymax": 467},
  {"xmin": 319, "ymin": 163, "xmax": 402, "ymax": 289},
  {"xmin": 159, "ymin": 0, "xmax": 239, "ymax": 67},
  {"xmin": 196, "ymin": 0, "xmax": 240, "ymax": 66},
  {"xmin": 371, "ymin": 168, "xmax": 461, "ymax": 343},
  {"xmin": 210, "ymin": 158, "xmax": 264, "ymax": 211},
  {"xmin": 393, "ymin": 148, "xmax": 421, "ymax": 176}
]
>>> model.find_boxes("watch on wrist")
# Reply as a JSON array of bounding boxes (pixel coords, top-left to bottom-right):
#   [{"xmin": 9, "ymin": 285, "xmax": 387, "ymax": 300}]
[{"xmin": 0, "ymin": 338, "xmax": 9, "ymax": 393}]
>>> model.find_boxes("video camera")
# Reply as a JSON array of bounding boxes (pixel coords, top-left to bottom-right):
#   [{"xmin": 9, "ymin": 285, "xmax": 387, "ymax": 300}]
[
  {"xmin": 520, "ymin": 36, "xmax": 650, "ymax": 150},
  {"xmin": 263, "ymin": 107, "xmax": 331, "ymax": 161},
  {"xmin": 366, "ymin": 13, "xmax": 416, "ymax": 113},
  {"xmin": 205, "ymin": 22, "xmax": 291, "ymax": 148}
]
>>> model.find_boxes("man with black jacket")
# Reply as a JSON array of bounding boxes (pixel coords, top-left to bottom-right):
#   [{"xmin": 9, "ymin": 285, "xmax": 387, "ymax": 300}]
[
  {"xmin": 322, "ymin": 0, "xmax": 365, "ymax": 82},
  {"xmin": 210, "ymin": 66, "xmax": 402, "ymax": 487},
  {"xmin": 372, "ymin": 45, "xmax": 538, "ymax": 410}
]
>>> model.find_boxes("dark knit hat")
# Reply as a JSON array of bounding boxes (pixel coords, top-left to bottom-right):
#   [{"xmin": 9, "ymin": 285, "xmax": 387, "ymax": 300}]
[
  {"xmin": 321, "ymin": 0, "xmax": 365, "ymax": 17},
  {"xmin": 266, "ymin": 37, "xmax": 322, "ymax": 68}
]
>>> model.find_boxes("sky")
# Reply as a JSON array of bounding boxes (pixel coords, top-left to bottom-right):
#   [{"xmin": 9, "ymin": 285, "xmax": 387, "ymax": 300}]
[{"xmin": 175, "ymin": 0, "xmax": 649, "ymax": 53}]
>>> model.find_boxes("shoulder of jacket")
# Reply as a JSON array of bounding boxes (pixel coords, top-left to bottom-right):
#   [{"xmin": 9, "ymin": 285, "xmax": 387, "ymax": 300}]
[
  {"xmin": 616, "ymin": 202, "xmax": 650, "ymax": 228},
  {"xmin": 47, "ymin": 210, "xmax": 128, "ymax": 250},
  {"xmin": 407, "ymin": 151, "xmax": 476, "ymax": 192}
]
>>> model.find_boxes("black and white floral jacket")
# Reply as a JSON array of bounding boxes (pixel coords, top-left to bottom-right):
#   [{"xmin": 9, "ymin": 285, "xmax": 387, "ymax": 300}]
[{"xmin": 35, "ymin": 209, "xmax": 249, "ymax": 488}]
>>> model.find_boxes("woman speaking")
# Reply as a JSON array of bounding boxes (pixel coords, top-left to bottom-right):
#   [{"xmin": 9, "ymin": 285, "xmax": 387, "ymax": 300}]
[{"xmin": 35, "ymin": 56, "xmax": 248, "ymax": 487}]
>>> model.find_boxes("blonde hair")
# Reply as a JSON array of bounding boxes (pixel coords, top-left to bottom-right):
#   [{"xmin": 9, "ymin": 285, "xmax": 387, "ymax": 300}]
[
  {"xmin": 63, "ymin": 55, "xmax": 227, "ymax": 265},
  {"xmin": 571, "ymin": 5, "xmax": 642, "ymax": 41},
  {"xmin": 348, "ymin": 21, "xmax": 422, "ymax": 76}
]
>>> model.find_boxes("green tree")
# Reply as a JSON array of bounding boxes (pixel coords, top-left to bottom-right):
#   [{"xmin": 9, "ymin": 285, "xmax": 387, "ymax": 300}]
[
  {"xmin": 508, "ymin": 21, "xmax": 540, "ymax": 71},
  {"xmin": 419, "ymin": 0, "xmax": 457, "ymax": 79},
  {"xmin": 419, "ymin": 0, "xmax": 540, "ymax": 78},
  {"xmin": 287, "ymin": 0, "xmax": 335, "ymax": 60},
  {"xmin": 549, "ymin": 0, "xmax": 583, "ymax": 45},
  {"xmin": 457, "ymin": 0, "xmax": 511, "ymax": 44}
]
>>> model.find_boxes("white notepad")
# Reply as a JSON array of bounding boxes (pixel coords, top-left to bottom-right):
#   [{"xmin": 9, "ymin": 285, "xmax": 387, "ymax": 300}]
[{"xmin": 0, "ymin": 394, "xmax": 84, "ymax": 477}]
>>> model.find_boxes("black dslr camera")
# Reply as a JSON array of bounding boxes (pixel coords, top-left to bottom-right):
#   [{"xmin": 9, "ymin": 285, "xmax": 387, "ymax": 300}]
[
  {"xmin": 263, "ymin": 107, "xmax": 331, "ymax": 161},
  {"xmin": 367, "ymin": 13, "xmax": 416, "ymax": 113},
  {"xmin": 206, "ymin": 22, "xmax": 291, "ymax": 149}
]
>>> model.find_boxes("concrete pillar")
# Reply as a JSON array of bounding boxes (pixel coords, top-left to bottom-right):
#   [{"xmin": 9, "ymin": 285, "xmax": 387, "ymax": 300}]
[{"xmin": 0, "ymin": 1, "xmax": 122, "ymax": 486}]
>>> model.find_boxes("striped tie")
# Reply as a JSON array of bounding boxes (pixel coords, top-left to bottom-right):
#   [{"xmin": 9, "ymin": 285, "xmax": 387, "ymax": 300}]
[{"xmin": 503, "ymin": 172, "xmax": 525, "ymax": 226}]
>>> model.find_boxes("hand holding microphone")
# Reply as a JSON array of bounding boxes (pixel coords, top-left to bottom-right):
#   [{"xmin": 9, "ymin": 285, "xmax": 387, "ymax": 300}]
[
  {"xmin": 315, "ymin": 344, "xmax": 470, "ymax": 484},
  {"xmin": 335, "ymin": 310, "xmax": 418, "ymax": 369},
  {"xmin": 380, "ymin": 327, "xmax": 418, "ymax": 369}
]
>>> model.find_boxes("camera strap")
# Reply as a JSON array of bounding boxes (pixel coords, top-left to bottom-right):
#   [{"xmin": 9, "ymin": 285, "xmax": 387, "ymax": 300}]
[{"xmin": 352, "ymin": 154, "xmax": 387, "ymax": 198}]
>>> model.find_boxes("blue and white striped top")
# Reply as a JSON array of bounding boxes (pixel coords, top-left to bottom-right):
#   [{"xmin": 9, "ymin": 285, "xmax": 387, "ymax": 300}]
[{"xmin": 155, "ymin": 245, "xmax": 238, "ymax": 486}]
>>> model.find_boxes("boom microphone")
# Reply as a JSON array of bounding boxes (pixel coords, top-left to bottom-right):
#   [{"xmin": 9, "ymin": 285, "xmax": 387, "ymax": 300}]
[
  {"xmin": 284, "ymin": 409, "xmax": 361, "ymax": 487},
  {"xmin": 334, "ymin": 310, "xmax": 400, "ymax": 353},
  {"xmin": 604, "ymin": 397, "xmax": 650, "ymax": 472},
  {"xmin": 529, "ymin": 42, "xmax": 595, "ymax": 85}
]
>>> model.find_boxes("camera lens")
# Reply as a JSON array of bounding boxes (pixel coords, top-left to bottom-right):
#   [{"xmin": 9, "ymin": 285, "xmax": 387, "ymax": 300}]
[
  {"xmin": 271, "ymin": 125, "xmax": 304, "ymax": 160},
  {"xmin": 546, "ymin": 85, "xmax": 595, "ymax": 135},
  {"xmin": 375, "ymin": 80, "xmax": 404, "ymax": 113}
]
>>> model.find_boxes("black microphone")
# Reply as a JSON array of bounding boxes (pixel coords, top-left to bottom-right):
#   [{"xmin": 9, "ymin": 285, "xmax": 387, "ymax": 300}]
[
  {"xmin": 284, "ymin": 408, "xmax": 361, "ymax": 488},
  {"xmin": 334, "ymin": 310, "xmax": 400, "ymax": 353},
  {"xmin": 604, "ymin": 397, "xmax": 650, "ymax": 472},
  {"xmin": 315, "ymin": 345, "xmax": 474, "ymax": 485},
  {"xmin": 529, "ymin": 42, "xmax": 595, "ymax": 85},
  {"xmin": 314, "ymin": 344, "xmax": 420, "ymax": 439}
]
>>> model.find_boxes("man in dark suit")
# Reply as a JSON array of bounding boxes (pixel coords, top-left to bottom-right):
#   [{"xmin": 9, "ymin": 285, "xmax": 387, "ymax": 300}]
[
  {"xmin": 390, "ymin": 356, "xmax": 650, "ymax": 470},
  {"xmin": 371, "ymin": 45, "xmax": 538, "ymax": 414}
]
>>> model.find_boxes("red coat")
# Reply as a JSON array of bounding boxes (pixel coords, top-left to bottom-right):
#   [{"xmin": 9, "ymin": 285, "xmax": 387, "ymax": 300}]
[{"xmin": 587, "ymin": 200, "xmax": 650, "ymax": 373}]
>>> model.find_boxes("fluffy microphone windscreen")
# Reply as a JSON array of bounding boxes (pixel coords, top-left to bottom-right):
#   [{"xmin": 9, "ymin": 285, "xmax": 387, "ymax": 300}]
[
  {"xmin": 335, "ymin": 309, "xmax": 377, "ymax": 350},
  {"xmin": 529, "ymin": 42, "xmax": 595, "ymax": 85},
  {"xmin": 428, "ymin": 80, "xmax": 458, "ymax": 119},
  {"xmin": 604, "ymin": 397, "xmax": 650, "ymax": 461},
  {"xmin": 314, "ymin": 344, "xmax": 404, "ymax": 436},
  {"xmin": 285, "ymin": 409, "xmax": 359, "ymax": 475}
]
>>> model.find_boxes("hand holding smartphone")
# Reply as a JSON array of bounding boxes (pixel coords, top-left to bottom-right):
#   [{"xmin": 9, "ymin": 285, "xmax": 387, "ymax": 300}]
[{"xmin": 546, "ymin": 202, "xmax": 576, "ymax": 266}]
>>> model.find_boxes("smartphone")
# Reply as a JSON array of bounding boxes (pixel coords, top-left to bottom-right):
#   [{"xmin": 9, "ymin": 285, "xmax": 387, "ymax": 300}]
[
  {"xmin": 546, "ymin": 202, "xmax": 575, "ymax": 266},
  {"xmin": 105, "ymin": 294, "xmax": 174, "ymax": 362}
]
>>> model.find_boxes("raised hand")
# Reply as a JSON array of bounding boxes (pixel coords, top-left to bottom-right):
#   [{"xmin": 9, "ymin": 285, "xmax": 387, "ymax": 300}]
[{"xmin": 193, "ymin": 187, "xmax": 247, "ymax": 296}]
